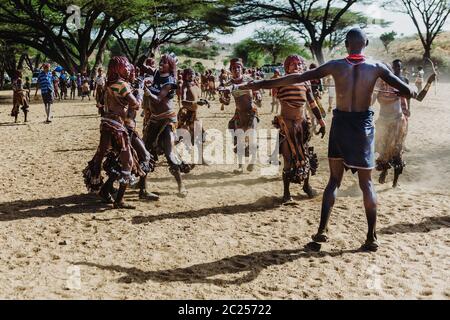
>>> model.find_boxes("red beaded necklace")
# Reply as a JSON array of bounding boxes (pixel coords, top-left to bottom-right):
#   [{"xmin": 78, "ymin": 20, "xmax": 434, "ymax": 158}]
[{"xmin": 345, "ymin": 54, "xmax": 366, "ymax": 65}]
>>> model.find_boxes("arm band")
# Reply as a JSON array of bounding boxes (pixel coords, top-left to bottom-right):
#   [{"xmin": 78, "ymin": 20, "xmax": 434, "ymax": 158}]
[{"xmin": 312, "ymin": 106, "xmax": 323, "ymax": 121}]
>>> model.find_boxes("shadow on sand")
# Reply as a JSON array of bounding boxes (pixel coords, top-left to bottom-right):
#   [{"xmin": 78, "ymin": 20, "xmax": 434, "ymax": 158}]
[
  {"xmin": 132, "ymin": 196, "xmax": 282, "ymax": 224},
  {"xmin": 0, "ymin": 193, "xmax": 108, "ymax": 221},
  {"xmin": 76, "ymin": 248, "xmax": 359, "ymax": 286},
  {"xmin": 149, "ymin": 170, "xmax": 280, "ymax": 186},
  {"xmin": 55, "ymin": 113, "xmax": 99, "ymax": 119},
  {"xmin": 0, "ymin": 122, "xmax": 28, "ymax": 127},
  {"xmin": 379, "ymin": 215, "xmax": 450, "ymax": 235},
  {"xmin": 186, "ymin": 176, "xmax": 279, "ymax": 189},
  {"xmin": 54, "ymin": 147, "xmax": 96, "ymax": 153}
]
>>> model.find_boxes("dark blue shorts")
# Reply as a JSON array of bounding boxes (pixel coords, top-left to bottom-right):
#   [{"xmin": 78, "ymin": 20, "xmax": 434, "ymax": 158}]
[
  {"xmin": 42, "ymin": 91, "xmax": 54, "ymax": 104},
  {"xmin": 328, "ymin": 109, "xmax": 375, "ymax": 170}
]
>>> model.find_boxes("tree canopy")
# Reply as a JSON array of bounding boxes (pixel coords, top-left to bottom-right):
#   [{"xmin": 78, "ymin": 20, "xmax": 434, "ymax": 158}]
[
  {"xmin": 387, "ymin": 0, "xmax": 450, "ymax": 60},
  {"xmin": 228, "ymin": 0, "xmax": 368, "ymax": 64},
  {"xmin": 380, "ymin": 31, "xmax": 397, "ymax": 53},
  {"xmin": 111, "ymin": 1, "xmax": 234, "ymax": 64},
  {"xmin": 232, "ymin": 29, "xmax": 310, "ymax": 67},
  {"xmin": 0, "ymin": 0, "xmax": 234, "ymax": 75},
  {"xmin": 0, "ymin": 0, "xmax": 151, "ymax": 73}
]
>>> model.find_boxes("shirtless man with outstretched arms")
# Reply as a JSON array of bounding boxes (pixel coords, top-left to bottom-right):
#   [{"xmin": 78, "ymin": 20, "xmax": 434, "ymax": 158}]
[{"xmin": 240, "ymin": 28, "xmax": 432, "ymax": 252}]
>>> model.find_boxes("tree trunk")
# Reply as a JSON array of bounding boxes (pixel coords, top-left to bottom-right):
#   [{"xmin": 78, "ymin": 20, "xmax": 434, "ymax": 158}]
[
  {"xmin": 0, "ymin": 70, "xmax": 4, "ymax": 89},
  {"xmin": 132, "ymin": 35, "xmax": 145, "ymax": 65},
  {"xmin": 5, "ymin": 54, "xmax": 17, "ymax": 79},
  {"xmin": 310, "ymin": 41, "xmax": 325, "ymax": 65},
  {"xmin": 144, "ymin": 39, "xmax": 158, "ymax": 58},
  {"xmin": 24, "ymin": 54, "xmax": 33, "ymax": 72},
  {"xmin": 79, "ymin": 54, "xmax": 89, "ymax": 74},
  {"xmin": 91, "ymin": 47, "xmax": 105, "ymax": 78},
  {"xmin": 422, "ymin": 44, "xmax": 433, "ymax": 75},
  {"xmin": 34, "ymin": 54, "xmax": 42, "ymax": 70},
  {"xmin": 423, "ymin": 44, "xmax": 432, "ymax": 61},
  {"xmin": 17, "ymin": 53, "xmax": 28, "ymax": 71},
  {"xmin": 309, "ymin": 48, "xmax": 316, "ymax": 61}
]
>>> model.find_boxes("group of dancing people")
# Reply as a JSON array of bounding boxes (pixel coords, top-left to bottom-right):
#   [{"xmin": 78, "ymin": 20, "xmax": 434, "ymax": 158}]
[
  {"xmin": 81, "ymin": 52, "xmax": 330, "ymax": 211},
  {"xmin": 10, "ymin": 28, "xmax": 436, "ymax": 252}
]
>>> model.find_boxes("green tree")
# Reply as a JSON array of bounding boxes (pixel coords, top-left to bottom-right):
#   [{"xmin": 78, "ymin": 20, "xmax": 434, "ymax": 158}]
[
  {"xmin": 233, "ymin": 38, "xmax": 265, "ymax": 67},
  {"xmin": 252, "ymin": 28, "xmax": 303, "ymax": 64},
  {"xmin": 0, "ymin": 0, "xmax": 149, "ymax": 74},
  {"xmin": 229, "ymin": 0, "xmax": 366, "ymax": 64},
  {"xmin": 112, "ymin": 1, "xmax": 234, "ymax": 64},
  {"xmin": 319, "ymin": 9, "xmax": 390, "ymax": 54},
  {"xmin": 389, "ymin": 0, "xmax": 450, "ymax": 60},
  {"xmin": 380, "ymin": 31, "xmax": 397, "ymax": 53},
  {"xmin": 0, "ymin": 40, "xmax": 42, "ymax": 82},
  {"xmin": 233, "ymin": 30, "xmax": 310, "ymax": 67},
  {"xmin": 160, "ymin": 44, "xmax": 221, "ymax": 60},
  {"xmin": 194, "ymin": 62, "xmax": 206, "ymax": 73}
]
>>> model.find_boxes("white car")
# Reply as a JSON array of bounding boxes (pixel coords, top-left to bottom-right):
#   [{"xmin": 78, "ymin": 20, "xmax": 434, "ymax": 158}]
[
  {"xmin": 3, "ymin": 73, "xmax": 11, "ymax": 83},
  {"xmin": 31, "ymin": 70, "xmax": 40, "ymax": 85}
]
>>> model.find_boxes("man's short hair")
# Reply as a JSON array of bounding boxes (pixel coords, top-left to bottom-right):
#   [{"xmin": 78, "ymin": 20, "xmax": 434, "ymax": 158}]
[{"xmin": 345, "ymin": 28, "xmax": 368, "ymax": 46}]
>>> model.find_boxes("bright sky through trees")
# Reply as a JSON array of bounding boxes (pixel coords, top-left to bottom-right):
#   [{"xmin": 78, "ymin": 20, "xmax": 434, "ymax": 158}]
[{"xmin": 215, "ymin": 4, "xmax": 450, "ymax": 43}]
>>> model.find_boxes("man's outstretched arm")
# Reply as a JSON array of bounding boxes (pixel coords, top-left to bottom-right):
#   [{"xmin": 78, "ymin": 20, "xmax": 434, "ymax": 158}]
[
  {"xmin": 416, "ymin": 74, "xmax": 436, "ymax": 102},
  {"xmin": 379, "ymin": 64, "xmax": 417, "ymax": 99},
  {"xmin": 240, "ymin": 63, "xmax": 333, "ymax": 90}
]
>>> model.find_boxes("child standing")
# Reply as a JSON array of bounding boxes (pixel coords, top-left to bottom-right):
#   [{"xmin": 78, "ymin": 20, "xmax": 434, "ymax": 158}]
[{"xmin": 81, "ymin": 79, "xmax": 90, "ymax": 101}]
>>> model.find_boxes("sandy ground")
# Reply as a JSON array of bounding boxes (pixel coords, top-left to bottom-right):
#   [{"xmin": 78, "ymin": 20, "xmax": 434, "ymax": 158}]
[{"xmin": 0, "ymin": 85, "xmax": 449, "ymax": 300}]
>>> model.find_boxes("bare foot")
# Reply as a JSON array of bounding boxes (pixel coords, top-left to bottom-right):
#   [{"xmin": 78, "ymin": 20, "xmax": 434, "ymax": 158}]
[
  {"xmin": 98, "ymin": 189, "xmax": 114, "ymax": 204},
  {"xmin": 303, "ymin": 185, "xmax": 317, "ymax": 199},
  {"xmin": 282, "ymin": 194, "xmax": 294, "ymax": 204},
  {"xmin": 233, "ymin": 167, "xmax": 244, "ymax": 174},
  {"xmin": 311, "ymin": 232, "xmax": 329, "ymax": 243},
  {"xmin": 379, "ymin": 170, "xmax": 387, "ymax": 184},
  {"xmin": 178, "ymin": 187, "xmax": 188, "ymax": 198},
  {"xmin": 113, "ymin": 202, "xmax": 136, "ymax": 210},
  {"xmin": 139, "ymin": 191, "xmax": 160, "ymax": 201},
  {"xmin": 360, "ymin": 238, "xmax": 380, "ymax": 252}
]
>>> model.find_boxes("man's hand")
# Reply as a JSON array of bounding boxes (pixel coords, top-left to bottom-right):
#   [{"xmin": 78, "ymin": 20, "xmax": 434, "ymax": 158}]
[
  {"xmin": 317, "ymin": 120, "xmax": 326, "ymax": 139},
  {"xmin": 415, "ymin": 73, "xmax": 436, "ymax": 102},
  {"xmin": 317, "ymin": 126, "xmax": 326, "ymax": 139},
  {"xmin": 198, "ymin": 99, "xmax": 210, "ymax": 108},
  {"xmin": 144, "ymin": 79, "xmax": 153, "ymax": 88},
  {"xmin": 217, "ymin": 87, "xmax": 231, "ymax": 94}
]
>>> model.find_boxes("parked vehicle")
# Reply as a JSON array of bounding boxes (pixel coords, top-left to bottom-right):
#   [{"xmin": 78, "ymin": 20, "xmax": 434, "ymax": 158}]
[
  {"xmin": 31, "ymin": 69, "xmax": 40, "ymax": 85},
  {"xmin": 3, "ymin": 72, "xmax": 11, "ymax": 83}
]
